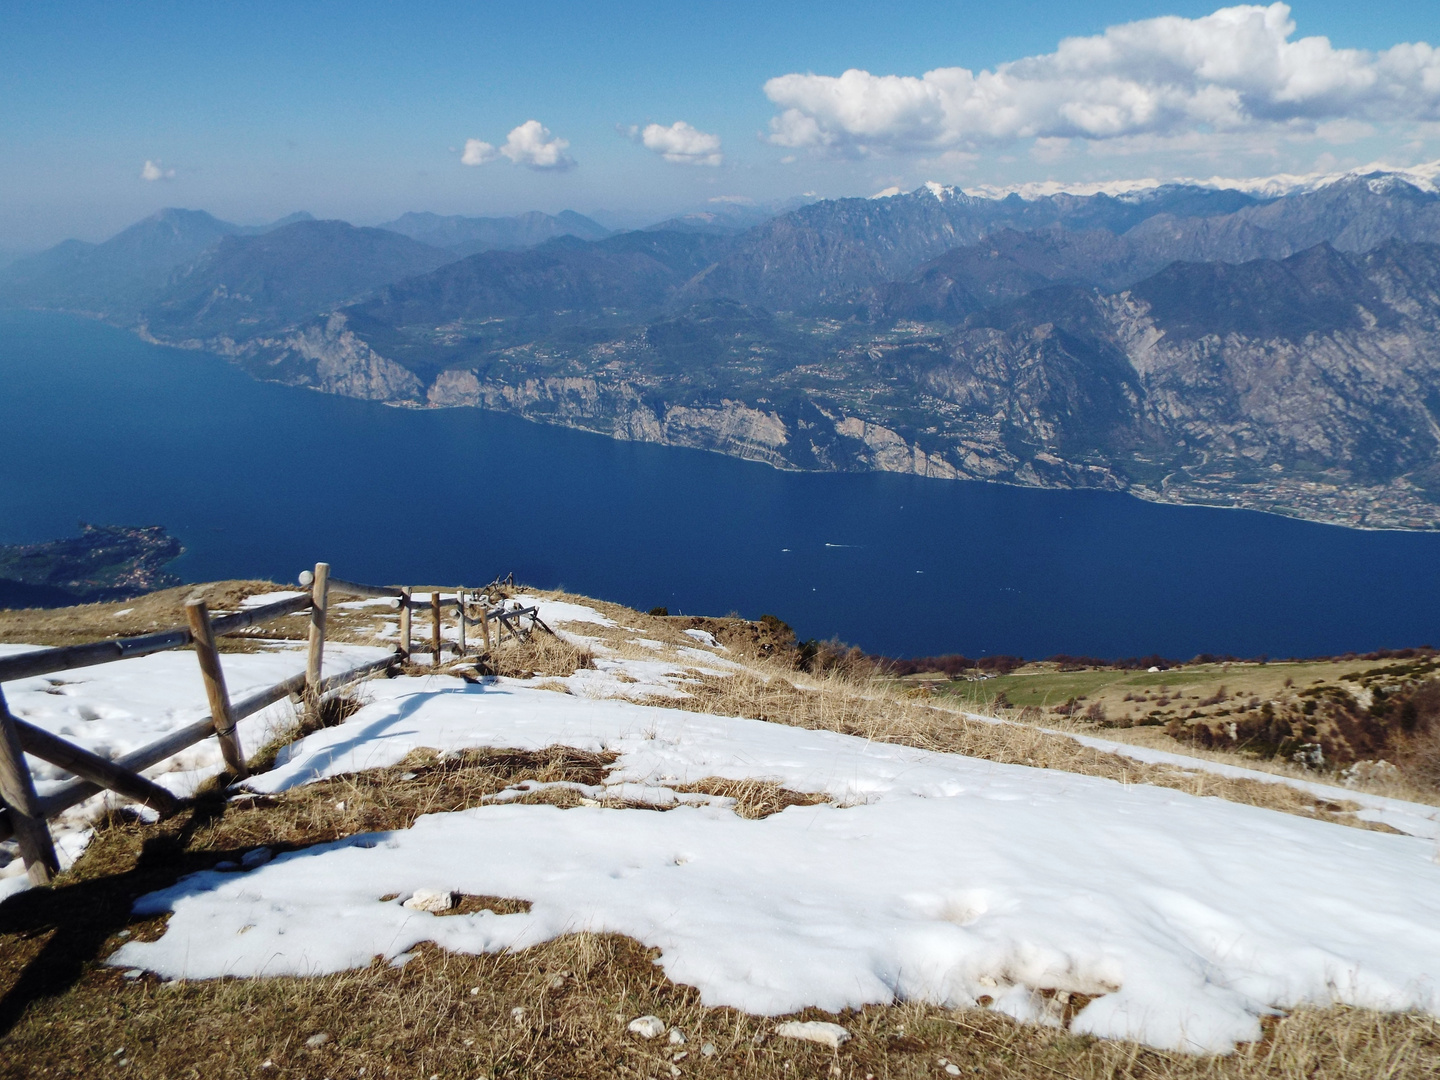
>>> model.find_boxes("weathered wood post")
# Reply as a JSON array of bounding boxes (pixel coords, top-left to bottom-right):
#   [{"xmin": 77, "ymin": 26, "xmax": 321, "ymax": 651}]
[
  {"xmin": 305, "ymin": 562, "xmax": 330, "ymax": 707},
  {"xmin": 0, "ymin": 686, "xmax": 60, "ymax": 884},
  {"xmin": 456, "ymin": 589, "xmax": 467, "ymax": 657},
  {"xmin": 431, "ymin": 591, "xmax": 442, "ymax": 665},
  {"xmin": 185, "ymin": 598, "xmax": 246, "ymax": 778},
  {"xmin": 399, "ymin": 588, "xmax": 412, "ymax": 658},
  {"xmin": 479, "ymin": 593, "xmax": 493, "ymax": 652}
]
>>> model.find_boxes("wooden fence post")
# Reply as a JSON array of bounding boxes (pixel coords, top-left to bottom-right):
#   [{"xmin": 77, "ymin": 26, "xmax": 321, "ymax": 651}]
[
  {"xmin": 0, "ymin": 687, "xmax": 60, "ymax": 884},
  {"xmin": 399, "ymin": 588, "xmax": 412, "ymax": 658},
  {"xmin": 431, "ymin": 591, "xmax": 442, "ymax": 665},
  {"xmin": 306, "ymin": 562, "xmax": 330, "ymax": 705},
  {"xmin": 456, "ymin": 589, "xmax": 467, "ymax": 657},
  {"xmin": 185, "ymin": 599, "xmax": 246, "ymax": 778},
  {"xmin": 480, "ymin": 594, "xmax": 493, "ymax": 653}
]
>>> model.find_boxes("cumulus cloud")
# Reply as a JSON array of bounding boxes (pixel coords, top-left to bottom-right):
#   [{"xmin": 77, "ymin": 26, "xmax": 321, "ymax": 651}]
[
  {"xmin": 460, "ymin": 120, "xmax": 575, "ymax": 170},
  {"xmin": 500, "ymin": 120, "xmax": 574, "ymax": 170},
  {"xmin": 635, "ymin": 121, "xmax": 723, "ymax": 165},
  {"xmin": 461, "ymin": 138, "xmax": 499, "ymax": 165},
  {"xmin": 763, "ymin": 3, "xmax": 1440, "ymax": 155},
  {"xmin": 140, "ymin": 160, "xmax": 175, "ymax": 181}
]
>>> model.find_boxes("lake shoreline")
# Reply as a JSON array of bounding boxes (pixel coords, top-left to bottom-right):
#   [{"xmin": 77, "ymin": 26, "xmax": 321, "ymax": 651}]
[{"xmin": 4, "ymin": 308, "xmax": 1440, "ymax": 660}]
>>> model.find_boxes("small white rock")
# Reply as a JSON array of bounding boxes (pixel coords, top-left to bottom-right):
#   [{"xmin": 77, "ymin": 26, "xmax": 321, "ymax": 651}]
[
  {"xmin": 122, "ymin": 969, "xmax": 143, "ymax": 980},
  {"xmin": 667, "ymin": 1028, "xmax": 686, "ymax": 1045},
  {"xmin": 628, "ymin": 1015, "xmax": 667, "ymax": 1039},
  {"xmin": 304, "ymin": 1032, "xmax": 330, "ymax": 1047},
  {"xmin": 510, "ymin": 1007, "xmax": 526, "ymax": 1023},
  {"xmin": 774, "ymin": 1021, "xmax": 850, "ymax": 1049},
  {"xmin": 402, "ymin": 889, "xmax": 454, "ymax": 913},
  {"xmin": 240, "ymin": 847, "xmax": 273, "ymax": 869},
  {"xmin": 700, "ymin": 1043, "xmax": 717, "ymax": 1058},
  {"xmin": 945, "ymin": 1065, "xmax": 962, "ymax": 1076}
]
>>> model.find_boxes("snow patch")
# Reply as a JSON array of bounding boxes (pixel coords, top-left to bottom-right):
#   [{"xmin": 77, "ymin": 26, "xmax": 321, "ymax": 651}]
[
  {"xmin": 114, "ymin": 676, "xmax": 1440, "ymax": 1053},
  {"xmin": 511, "ymin": 595, "xmax": 616, "ymax": 627}
]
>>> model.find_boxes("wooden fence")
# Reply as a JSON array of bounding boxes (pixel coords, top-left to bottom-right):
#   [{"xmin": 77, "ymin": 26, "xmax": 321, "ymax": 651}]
[{"xmin": 0, "ymin": 564, "xmax": 551, "ymax": 886}]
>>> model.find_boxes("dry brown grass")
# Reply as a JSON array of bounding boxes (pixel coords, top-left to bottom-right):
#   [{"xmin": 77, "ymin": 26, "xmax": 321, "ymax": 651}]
[
  {"xmin": 0, "ymin": 578, "xmax": 410, "ymax": 656},
  {"xmin": 673, "ymin": 777, "xmax": 830, "ymax": 819},
  {"xmin": 648, "ymin": 662, "xmax": 1401, "ymax": 833},
  {"xmin": 0, "ymin": 580, "xmax": 285, "ymax": 647},
  {"xmin": 477, "ymin": 629, "xmax": 597, "ymax": 680},
  {"xmin": 2, "ymin": 878, "xmax": 1436, "ymax": 1080}
]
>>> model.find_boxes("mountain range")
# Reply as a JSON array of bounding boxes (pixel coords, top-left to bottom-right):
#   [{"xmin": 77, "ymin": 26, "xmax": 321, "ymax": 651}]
[{"xmin": 6, "ymin": 165, "xmax": 1440, "ymax": 530}]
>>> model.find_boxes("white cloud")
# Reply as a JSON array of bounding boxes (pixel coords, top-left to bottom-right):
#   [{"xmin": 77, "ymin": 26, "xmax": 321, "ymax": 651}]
[
  {"xmin": 460, "ymin": 121, "xmax": 575, "ymax": 170},
  {"xmin": 140, "ymin": 160, "xmax": 175, "ymax": 181},
  {"xmin": 500, "ymin": 120, "xmax": 574, "ymax": 170},
  {"xmin": 636, "ymin": 121, "xmax": 723, "ymax": 166},
  {"xmin": 461, "ymin": 138, "xmax": 499, "ymax": 165},
  {"xmin": 763, "ymin": 3, "xmax": 1440, "ymax": 155}
]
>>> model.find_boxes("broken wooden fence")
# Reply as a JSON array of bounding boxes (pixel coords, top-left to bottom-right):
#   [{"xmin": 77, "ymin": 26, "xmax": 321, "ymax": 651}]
[
  {"xmin": 0, "ymin": 563, "xmax": 550, "ymax": 887},
  {"xmin": 339, "ymin": 574, "xmax": 551, "ymax": 665}
]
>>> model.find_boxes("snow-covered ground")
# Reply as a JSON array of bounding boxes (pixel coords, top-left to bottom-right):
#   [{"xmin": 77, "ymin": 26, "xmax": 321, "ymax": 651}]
[
  {"xmin": 100, "ymin": 672, "xmax": 1440, "ymax": 1054},
  {"xmin": 0, "ymin": 640, "xmax": 390, "ymax": 886},
  {"xmin": 7, "ymin": 607, "xmax": 1440, "ymax": 1055}
]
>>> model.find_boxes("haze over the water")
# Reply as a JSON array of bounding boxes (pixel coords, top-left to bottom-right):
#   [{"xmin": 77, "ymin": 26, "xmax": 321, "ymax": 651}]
[{"xmin": 4, "ymin": 1, "xmax": 1440, "ymax": 249}]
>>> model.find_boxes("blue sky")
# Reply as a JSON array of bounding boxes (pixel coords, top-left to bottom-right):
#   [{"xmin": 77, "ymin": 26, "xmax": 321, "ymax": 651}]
[{"xmin": 2, "ymin": 1, "xmax": 1438, "ymax": 248}]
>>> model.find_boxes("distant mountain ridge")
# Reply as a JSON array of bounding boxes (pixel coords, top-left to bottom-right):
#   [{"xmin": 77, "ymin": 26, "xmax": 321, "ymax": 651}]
[
  {"xmin": 9, "ymin": 167, "xmax": 1440, "ymax": 530},
  {"xmin": 142, "ymin": 219, "xmax": 454, "ymax": 340},
  {"xmin": 377, "ymin": 210, "xmax": 609, "ymax": 254},
  {"xmin": 0, "ymin": 208, "xmax": 317, "ymax": 317}
]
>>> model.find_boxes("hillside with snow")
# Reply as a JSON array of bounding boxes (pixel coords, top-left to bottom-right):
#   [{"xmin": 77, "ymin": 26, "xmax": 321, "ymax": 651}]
[{"xmin": 2, "ymin": 589, "xmax": 1438, "ymax": 1060}]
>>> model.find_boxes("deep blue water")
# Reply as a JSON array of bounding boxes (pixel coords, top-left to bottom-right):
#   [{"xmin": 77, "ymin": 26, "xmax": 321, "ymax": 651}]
[{"xmin": 2, "ymin": 308, "xmax": 1438, "ymax": 659}]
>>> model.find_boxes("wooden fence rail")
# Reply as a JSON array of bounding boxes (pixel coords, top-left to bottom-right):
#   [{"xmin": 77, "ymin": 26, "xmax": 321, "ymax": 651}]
[{"xmin": 0, "ymin": 564, "xmax": 551, "ymax": 886}]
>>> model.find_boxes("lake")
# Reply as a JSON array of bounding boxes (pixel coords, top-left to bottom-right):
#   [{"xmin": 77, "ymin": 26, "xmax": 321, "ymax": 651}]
[{"xmin": 2, "ymin": 308, "xmax": 1438, "ymax": 659}]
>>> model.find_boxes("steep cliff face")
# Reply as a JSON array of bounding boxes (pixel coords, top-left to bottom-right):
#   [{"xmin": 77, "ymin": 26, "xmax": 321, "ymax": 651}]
[
  {"xmin": 429, "ymin": 370, "xmax": 800, "ymax": 470},
  {"xmin": 227, "ymin": 314, "xmax": 426, "ymax": 401}
]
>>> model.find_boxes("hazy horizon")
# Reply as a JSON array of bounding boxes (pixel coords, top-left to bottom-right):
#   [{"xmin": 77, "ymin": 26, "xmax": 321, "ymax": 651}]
[{"xmin": 4, "ymin": 1, "xmax": 1440, "ymax": 250}]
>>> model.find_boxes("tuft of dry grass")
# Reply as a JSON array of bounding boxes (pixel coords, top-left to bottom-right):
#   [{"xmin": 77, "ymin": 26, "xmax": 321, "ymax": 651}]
[
  {"xmin": 477, "ymin": 628, "xmax": 596, "ymax": 680},
  {"xmin": 675, "ymin": 777, "xmax": 830, "ymax": 819}
]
